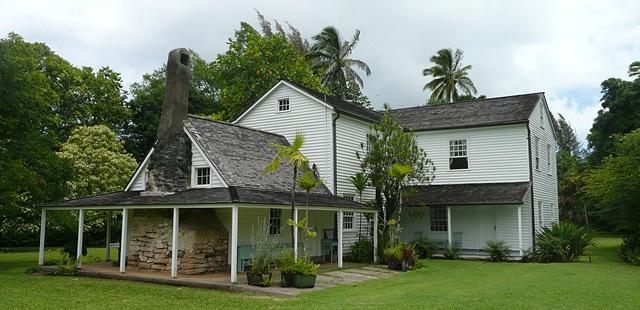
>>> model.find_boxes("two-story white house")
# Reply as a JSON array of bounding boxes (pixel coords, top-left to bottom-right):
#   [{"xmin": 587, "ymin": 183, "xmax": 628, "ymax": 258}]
[{"xmin": 236, "ymin": 79, "xmax": 559, "ymax": 256}]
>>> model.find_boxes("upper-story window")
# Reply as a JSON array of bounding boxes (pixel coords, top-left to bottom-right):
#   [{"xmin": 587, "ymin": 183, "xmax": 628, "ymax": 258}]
[
  {"xmin": 449, "ymin": 139, "xmax": 468, "ymax": 170},
  {"xmin": 540, "ymin": 107, "xmax": 545, "ymax": 129},
  {"xmin": 196, "ymin": 167, "xmax": 211, "ymax": 185},
  {"xmin": 342, "ymin": 194, "xmax": 355, "ymax": 201},
  {"xmin": 534, "ymin": 137, "xmax": 540, "ymax": 171},
  {"xmin": 278, "ymin": 98, "xmax": 290, "ymax": 112}
]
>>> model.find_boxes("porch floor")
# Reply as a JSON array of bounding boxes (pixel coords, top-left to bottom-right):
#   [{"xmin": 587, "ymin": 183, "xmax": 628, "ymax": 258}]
[{"xmin": 39, "ymin": 262, "xmax": 400, "ymax": 298}]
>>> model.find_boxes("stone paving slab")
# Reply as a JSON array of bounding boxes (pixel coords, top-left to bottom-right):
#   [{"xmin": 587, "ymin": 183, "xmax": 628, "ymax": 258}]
[
  {"xmin": 362, "ymin": 265, "xmax": 401, "ymax": 274},
  {"xmin": 344, "ymin": 268, "xmax": 394, "ymax": 278},
  {"xmin": 323, "ymin": 270, "xmax": 378, "ymax": 281}
]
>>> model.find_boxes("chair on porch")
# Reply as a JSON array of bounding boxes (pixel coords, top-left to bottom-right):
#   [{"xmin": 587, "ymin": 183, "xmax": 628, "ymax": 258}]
[{"xmin": 321, "ymin": 229, "xmax": 338, "ymax": 263}]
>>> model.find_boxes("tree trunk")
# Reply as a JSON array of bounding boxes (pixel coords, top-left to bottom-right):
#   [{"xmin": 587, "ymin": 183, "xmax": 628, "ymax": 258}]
[
  {"xmin": 291, "ymin": 165, "xmax": 297, "ymax": 251},
  {"xmin": 397, "ymin": 183, "xmax": 403, "ymax": 229}
]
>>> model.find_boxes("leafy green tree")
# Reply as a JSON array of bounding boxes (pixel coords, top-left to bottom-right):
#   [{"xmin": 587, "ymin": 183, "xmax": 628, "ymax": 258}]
[
  {"xmin": 357, "ymin": 107, "xmax": 435, "ymax": 226},
  {"xmin": 214, "ymin": 23, "xmax": 322, "ymax": 121},
  {"xmin": 308, "ymin": 26, "xmax": 371, "ymax": 100},
  {"xmin": 629, "ymin": 61, "xmax": 640, "ymax": 78},
  {"xmin": 58, "ymin": 125, "xmax": 138, "ymax": 198},
  {"xmin": 125, "ymin": 52, "xmax": 218, "ymax": 160},
  {"xmin": 585, "ymin": 128, "xmax": 640, "ymax": 257},
  {"xmin": 555, "ymin": 114, "xmax": 582, "ymax": 156},
  {"xmin": 264, "ymin": 132, "xmax": 308, "ymax": 251},
  {"xmin": 0, "ymin": 33, "xmax": 72, "ymax": 246},
  {"xmin": 423, "ymin": 48, "xmax": 477, "ymax": 103},
  {"xmin": 587, "ymin": 74, "xmax": 640, "ymax": 164}
]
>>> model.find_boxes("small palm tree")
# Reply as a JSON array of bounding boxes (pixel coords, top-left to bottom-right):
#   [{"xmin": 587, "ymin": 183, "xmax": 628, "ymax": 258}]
[
  {"xmin": 295, "ymin": 169, "xmax": 323, "ymax": 255},
  {"xmin": 308, "ymin": 26, "xmax": 371, "ymax": 99},
  {"xmin": 423, "ymin": 48, "xmax": 477, "ymax": 103},
  {"xmin": 348, "ymin": 172, "xmax": 369, "ymax": 204},
  {"xmin": 629, "ymin": 61, "xmax": 640, "ymax": 78},
  {"xmin": 388, "ymin": 163, "xmax": 413, "ymax": 231},
  {"xmin": 264, "ymin": 132, "xmax": 308, "ymax": 250}
]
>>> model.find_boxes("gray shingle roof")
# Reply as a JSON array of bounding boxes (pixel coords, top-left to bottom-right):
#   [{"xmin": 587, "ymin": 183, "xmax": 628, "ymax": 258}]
[
  {"xmin": 404, "ymin": 182, "xmax": 531, "ymax": 206},
  {"xmin": 42, "ymin": 187, "xmax": 369, "ymax": 209},
  {"xmin": 184, "ymin": 115, "xmax": 328, "ymax": 194},
  {"xmin": 389, "ymin": 93, "xmax": 543, "ymax": 131},
  {"xmin": 283, "ymin": 80, "xmax": 382, "ymax": 122}
]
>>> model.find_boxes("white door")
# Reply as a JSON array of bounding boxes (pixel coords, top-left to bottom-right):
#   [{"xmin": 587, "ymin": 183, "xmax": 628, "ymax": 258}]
[{"xmin": 476, "ymin": 206, "xmax": 496, "ymax": 249}]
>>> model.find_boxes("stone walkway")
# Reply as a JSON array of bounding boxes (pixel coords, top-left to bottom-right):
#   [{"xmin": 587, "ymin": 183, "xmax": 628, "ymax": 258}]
[{"xmin": 38, "ymin": 264, "xmax": 400, "ymax": 298}]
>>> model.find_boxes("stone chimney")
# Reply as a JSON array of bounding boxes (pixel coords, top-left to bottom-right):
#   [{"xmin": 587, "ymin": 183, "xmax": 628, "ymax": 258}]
[{"xmin": 145, "ymin": 48, "xmax": 193, "ymax": 194}]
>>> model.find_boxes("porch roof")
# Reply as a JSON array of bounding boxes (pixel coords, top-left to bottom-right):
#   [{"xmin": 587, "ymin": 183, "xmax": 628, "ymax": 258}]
[
  {"xmin": 42, "ymin": 186, "xmax": 370, "ymax": 210},
  {"xmin": 404, "ymin": 182, "xmax": 530, "ymax": 206}
]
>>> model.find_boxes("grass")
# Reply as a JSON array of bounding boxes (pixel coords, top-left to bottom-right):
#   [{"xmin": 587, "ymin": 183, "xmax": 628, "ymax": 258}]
[{"xmin": 1, "ymin": 237, "xmax": 639, "ymax": 309}]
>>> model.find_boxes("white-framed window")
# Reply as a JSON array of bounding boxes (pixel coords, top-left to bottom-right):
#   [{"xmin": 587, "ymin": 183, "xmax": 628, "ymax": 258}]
[
  {"xmin": 546, "ymin": 144, "xmax": 551, "ymax": 173},
  {"xmin": 269, "ymin": 208, "xmax": 281, "ymax": 235},
  {"xmin": 277, "ymin": 98, "xmax": 290, "ymax": 112},
  {"xmin": 195, "ymin": 167, "xmax": 211, "ymax": 185},
  {"xmin": 538, "ymin": 201, "xmax": 543, "ymax": 227},
  {"xmin": 534, "ymin": 137, "xmax": 540, "ymax": 171},
  {"xmin": 430, "ymin": 206, "xmax": 448, "ymax": 231},
  {"xmin": 343, "ymin": 212, "xmax": 354, "ymax": 230},
  {"xmin": 550, "ymin": 203, "xmax": 556, "ymax": 225},
  {"xmin": 449, "ymin": 139, "xmax": 468, "ymax": 170},
  {"xmin": 342, "ymin": 194, "xmax": 355, "ymax": 201}
]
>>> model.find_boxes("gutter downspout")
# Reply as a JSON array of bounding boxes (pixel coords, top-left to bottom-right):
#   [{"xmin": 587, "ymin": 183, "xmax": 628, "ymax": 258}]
[
  {"xmin": 332, "ymin": 111, "xmax": 341, "ymax": 194},
  {"xmin": 527, "ymin": 124, "xmax": 536, "ymax": 248}
]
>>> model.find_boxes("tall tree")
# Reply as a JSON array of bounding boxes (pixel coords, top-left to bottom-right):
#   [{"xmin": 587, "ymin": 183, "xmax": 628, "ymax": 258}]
[
  {"xmin": 587, "ymin": 73, "xmax": 640, "ymax": 164},
  {"xmin": 629, "ymin": 61, "xmax": 640, "ymax": 78},
  {"xmin": 423, "ymin": 48, "xmax": 477, "ymax": 104},
  {"xmin": 255, "ymin": 9, "xmax": 310, "ymax": 55},
  {"xmin": 555, "ymin": 114, "xmax": 582, "ymax": 156},
  {"xmin": 357, "ymin": 107, "xmax": 435, "ymax": 226},
  {"xmin": 0, "ymin": 33, "xmax": 72, "ymax": 246},
  {"xmin": 213, "ymin": 23, "xmax": 322, "ymax": 121},
  {"xmin": 125, "ymin": 51, "xmax": 218, "ymax": 160},
  {"xmin": 58, "ymin": 125, "xmax": 138, "ymax": 198},
  {"xmin": 264, "ymin": 132, "xmax": 308, "ymax": 252},
  {"xmin": 307, "ymin": 26, "xmax": 371, "ymax": 100}
]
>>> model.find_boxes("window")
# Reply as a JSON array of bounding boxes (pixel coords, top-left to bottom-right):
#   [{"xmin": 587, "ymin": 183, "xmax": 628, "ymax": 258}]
[
  {"xmin": 534, "ymin": 137, "xmax": 540, "ymax": 171},
  {"xmin": 546, "ymin": 144, "xmax": 551, "ymax": 173},
  {"xmin": 342, "ymin": 194, "xmax": 355, "ymax": 201},
  {"xmin": 449, "ymin": 139, "xmax": 468, "ymax": 170},
  {"xmin": 540, "ymin": 107, "xmax": 545, "ymax": 129},
  {"xmin": 537, "ymin": 201, "xmax": 543, "ymax": 227},
  {"xmin": 269, "ymin": 208, "xmax": 281, "ymax": 235},
  {"xmin": 343, "ymin": 212, "xmax": 354, "ymax": 230},
  {"xmin": 196, "ymin": 167, "xmax": 211, "ymax": 185},
  {"xmin": 550, "ymin": 204, "xmax": 556, "ymax": 224},
  {"xmin": 430, "ymin": 206, "xmax": 448, "ymax": 231},
  {"xmin": 278, "ymin": 98, "xmax": 290, "ymax": 112}
]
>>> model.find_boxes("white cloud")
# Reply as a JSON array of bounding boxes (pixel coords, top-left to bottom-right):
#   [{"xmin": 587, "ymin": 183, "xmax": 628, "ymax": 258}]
[{"xmin": 547, "ymin": 94, "xmax": 602, "ymax": 146}]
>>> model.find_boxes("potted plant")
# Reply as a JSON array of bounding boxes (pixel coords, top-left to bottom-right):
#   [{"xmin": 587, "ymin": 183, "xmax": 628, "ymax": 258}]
[
  {"xmin": 275, "ymin": 250, "xmax": 295, "ymax": 287},
  {"xmin": 247, "ymin": 218, "xmax": 281, "ymax": 287},
  {"xmin": 289, "ymin": 255, "xmax": 319, "ymax": 288}
]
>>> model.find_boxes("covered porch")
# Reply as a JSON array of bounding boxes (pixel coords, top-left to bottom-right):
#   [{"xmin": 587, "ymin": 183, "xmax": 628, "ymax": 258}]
[{"xmin": 39, "ymin": 189, "xmax": 378, "ymax": 284}]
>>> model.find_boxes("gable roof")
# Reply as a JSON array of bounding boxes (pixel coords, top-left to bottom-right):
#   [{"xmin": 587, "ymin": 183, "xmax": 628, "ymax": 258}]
[
  {"xmin": 184, "ymin": 115, "xmax": 329, "ymax": 194},
  {"xmin": 404, "ymin": 182, "xmax": 531, "ymax": 206},
  {"xmin": 389, "ymin": 93, "xmax": 544, "ymax": 131}
]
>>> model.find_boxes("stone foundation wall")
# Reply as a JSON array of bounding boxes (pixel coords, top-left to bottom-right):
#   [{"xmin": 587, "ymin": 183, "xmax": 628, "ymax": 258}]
[{"xmin": 127, "ymin": 209, "xmax": 228, "ymax": 275}]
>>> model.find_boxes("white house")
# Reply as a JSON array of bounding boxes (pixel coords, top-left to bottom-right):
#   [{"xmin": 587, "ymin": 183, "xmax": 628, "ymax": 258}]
[{"xmin": 236, "ymin": 80, "xmax": 559, "ymax": 256}]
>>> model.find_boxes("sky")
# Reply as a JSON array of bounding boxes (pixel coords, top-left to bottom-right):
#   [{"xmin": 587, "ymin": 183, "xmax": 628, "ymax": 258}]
[{"xmin": 1, "ymin": 0, "xmax": 639, "ymax": 145}]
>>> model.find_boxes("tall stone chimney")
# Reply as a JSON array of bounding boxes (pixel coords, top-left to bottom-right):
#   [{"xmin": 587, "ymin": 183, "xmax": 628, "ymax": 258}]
[{"xmin": 145, "ymin": 48, "xmax": 193, "ymax": 194}]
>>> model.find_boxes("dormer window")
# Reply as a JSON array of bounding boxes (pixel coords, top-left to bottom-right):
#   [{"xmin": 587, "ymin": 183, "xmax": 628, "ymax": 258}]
[
  {"xmin": 449, "ymin": 139, "xmax": 468, "ymax": 170},
  {"xmin": 278, "ymin": 98, "xmax": 290, "ymax": 112},
  {"xmin": 196, "ymin": 167, "xmax": 211, "ymax": 185}
]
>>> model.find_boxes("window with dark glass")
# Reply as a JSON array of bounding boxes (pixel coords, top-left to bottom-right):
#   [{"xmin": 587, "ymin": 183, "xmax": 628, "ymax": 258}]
[
  {"xmin": 196, "ymin": 167, "xmax": 211, "ymax": 185},
  {"xmin": 269, "ymin": 208, "xmax": 281, "ymax": 235},
  {"xmin": 278, "ymin": 98, "xmax": 290, "ymax": 112},
  {"xmin": 449, "ymin": 139, "xmax": 468, "ymax": 169},
  {"xmin": 430, "ymin": 206, "xmax": 448, "ymax": 231}
]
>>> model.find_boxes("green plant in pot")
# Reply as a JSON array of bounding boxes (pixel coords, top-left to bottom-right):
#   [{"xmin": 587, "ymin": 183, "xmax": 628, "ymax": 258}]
[
  {"xmin": 289, "ymin": 255, "xmax": 319, "ymax": 288},
  {"xmin": 275, "ymin": 250, "xmax": 295, "ymax": 287},
  {"xmin": 247, "ymin": 218, "xmax": 281, "ymax": 287}
]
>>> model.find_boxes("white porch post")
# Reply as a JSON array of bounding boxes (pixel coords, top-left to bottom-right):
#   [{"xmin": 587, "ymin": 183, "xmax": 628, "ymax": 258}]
[
  {"xmin": 230, "ymin": 205, "xmax": 238, "ymax": 284},
  {"xmin": 38, "ymin": 209, "xmax": 46, "ymax": 266},
  {"xmin": 171, "ymin": 207, "xmax": 179, "ymax": 278},
  {"xmin": 119, "ymin": 208, "xmax": 129, "ymax": 273},
  {"xmin": 105, "ymin": 211, "xmax": 112, "ymax": 261},
  {"xmin": 373, "ymin": 211, "xmax": 378, "ymax": 263},
  {"xmin": 76, "ymin": 209, "xmax": 85, "ymax": 267},
  {"xmin": 337, "ymin": 210, "xmax": 343, "ymax": 268},
  {"xmin": 447, "ymin": 206, "xmax": 452, "ymax": 247},
  {"xmin": 293, "ymin": 208, "xmax": 298, "ymax": 260},
  {"xmin": 518, "ymin": 205, "xmax": 523, "ymax": 256}
]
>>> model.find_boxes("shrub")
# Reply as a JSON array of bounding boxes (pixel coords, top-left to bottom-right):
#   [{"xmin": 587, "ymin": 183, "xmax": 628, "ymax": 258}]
[
  {"xmin": 534, "ymin": 222, "xmax": 595, "ymax": 263},
  {"xmin": 349, "ymin": 239, "xmax": 374, "ymax": 263},
  {"xmin": 483, "ymin": 240, "xmax": 511, "ymax": 262},
  {"xmin": 384, "ymin": 243, "xmax": 418, "ymax": 271},
  {"xmin": 289, "ymin": 255, "xmax": 319, "ymax": 276},
  {"xmin": 52, "ymin": 252, "xmax": 78, "ymax": 276},
  {"xmin": 619, "ymin": 231, "xmax": 640, "ymax": 266},
  {"xmin": 410, "ymin": 237, "xmax": 437, "ymax": 259},
  {"xmin": 442, "ymin": 245, "xmax": 460, "ymax": 260},
  {"xmin": 61, "ymin": 242, "xmax": 87, "ymax": 261}
]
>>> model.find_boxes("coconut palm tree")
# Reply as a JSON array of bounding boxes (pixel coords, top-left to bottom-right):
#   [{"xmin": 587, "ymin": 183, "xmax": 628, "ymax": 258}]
[
  {"xmin": 629, "ymin": 61, "xmax": 640, "ymax": 78},
  {"xmin": 423, "ymin": 48, "xmax": 477, "ymax": 103},
  {"xmin": 308, "ymin": 26, "xmax": 371, "ymax": 99},
  {"xmin": 264, "ymin": 132, "xmax": 308, "ymax": 249}
]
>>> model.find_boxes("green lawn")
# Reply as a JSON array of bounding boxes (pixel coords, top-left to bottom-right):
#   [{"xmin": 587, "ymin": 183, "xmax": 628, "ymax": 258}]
[{"xmin": 1, "ymin": 237, "xmax": 639, "ymax": 309}]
